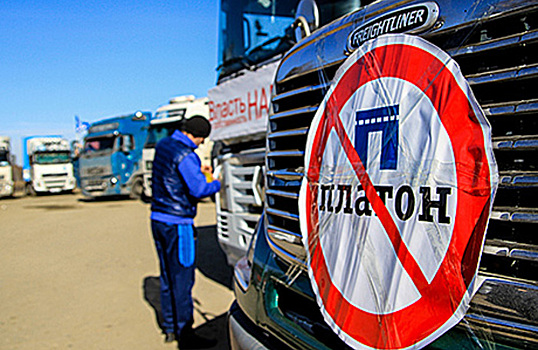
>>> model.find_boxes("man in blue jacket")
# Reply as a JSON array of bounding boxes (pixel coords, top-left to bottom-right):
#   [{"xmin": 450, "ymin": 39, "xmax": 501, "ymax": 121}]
[{"xmin": 150, "ymin": 116, "xmax": 220, "ymax": 348}]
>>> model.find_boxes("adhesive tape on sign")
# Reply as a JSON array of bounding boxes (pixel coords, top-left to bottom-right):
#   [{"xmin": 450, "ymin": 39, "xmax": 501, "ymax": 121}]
[{"xmin": 298, "ymin": 34, "xmax": 498, "ymax": 350}]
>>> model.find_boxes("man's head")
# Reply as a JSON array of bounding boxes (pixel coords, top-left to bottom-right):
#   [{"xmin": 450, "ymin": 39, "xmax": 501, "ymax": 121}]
[{"xmin": 181, "ymin": 116, "xmax": 211, "ymax": 146}]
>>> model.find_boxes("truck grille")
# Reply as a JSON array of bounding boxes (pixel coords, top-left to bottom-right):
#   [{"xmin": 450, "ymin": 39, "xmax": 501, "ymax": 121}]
[
  {"xmin": 42, "ymin": 173, "xmax": 68, "ymax": 177},
  {"xmin": 44, "ymin": 180, "xmax": 67, "ymax": 188},
  {"xmin": 82, "ymin": 178, "xmax": 107, "ymax": 192},
  {"xmin": 266, "ymin": 4, "xmax": 538, "ymax": 347},
  {"xmin": 216, "ymin": 142, "xmax": 266, "ymax": 266}
]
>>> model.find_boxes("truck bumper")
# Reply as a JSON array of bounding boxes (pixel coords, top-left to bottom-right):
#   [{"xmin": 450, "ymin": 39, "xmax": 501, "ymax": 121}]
[
  {"xmin": 232, "ymin": 221, "xmax": 538, "ymax": 350},
  {"xmin": 0, "ymin": 182, "xmax": 14, "ymax": 197},
  {"xmin": 81, "ymin": 176, "xmax": 125, "ymax": 197},
  {"xmin": 228, "ymin": 302, "xmax": 290, "ymax": 350},
  {"xmin": 33, "ymin": 177, "xmax": 76, "ymax": 193}
]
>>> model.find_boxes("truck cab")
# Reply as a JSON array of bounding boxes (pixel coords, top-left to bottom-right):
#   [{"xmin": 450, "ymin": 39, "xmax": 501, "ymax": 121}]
[
  {"xmin": 0, "ymin": 136, "xmax": 14, "ymax": 198},
  {"xmin": 210, "ymin": 0, "xmax": 305, "ymax": 267},
  {"xmin": 229, "ymin": 0, "xmax": 538, "ymax": 349},
  {"xmin": 22, "ymin": 136, "xmax": 76, "ymax": 195},
  {"xmin": 141, "ymin": 95, "xmax": 212, "ymax": 200},
  {"xmin": 79, "ymin": 111, "xmax": 150, "ymax": 198}
]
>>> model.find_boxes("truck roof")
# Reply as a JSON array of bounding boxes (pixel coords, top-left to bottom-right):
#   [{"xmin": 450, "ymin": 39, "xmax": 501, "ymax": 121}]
[
  {"xmin": 151, "ymin": 96, "xmax": 209, "ymax": 125},
  {"xmin": 90, "ymin": 111, "xmax": 150, "ymax": 126},
  {"xmin": 156, "ymin": 96, "xmax": 208, "ymax": 112},
  {"xmin": 86, "ymin": 111, "xmax": 151, "ymax": 137}
]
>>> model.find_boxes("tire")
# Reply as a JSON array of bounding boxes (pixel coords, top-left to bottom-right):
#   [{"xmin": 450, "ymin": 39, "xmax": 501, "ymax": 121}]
[
  {"xmin": 140, "ymin": 190, "xmax": 151, "ymax": 204},
  {"xmin": 130, "ymin": 177, "xmax": 144, "ymax": 199},
  {"xmin": 25, "ymin": 183, "xmax": 36, "ymax": 197}
]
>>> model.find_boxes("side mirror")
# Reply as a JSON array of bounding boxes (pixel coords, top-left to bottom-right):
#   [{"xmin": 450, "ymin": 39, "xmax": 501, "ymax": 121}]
[
  {"xmin": 121, "ymin": 135, "xmax": 133, "ymax": 153},
  {"xmin": 294, "ymin": 0, "xmax": 319, "ymax": 42}
]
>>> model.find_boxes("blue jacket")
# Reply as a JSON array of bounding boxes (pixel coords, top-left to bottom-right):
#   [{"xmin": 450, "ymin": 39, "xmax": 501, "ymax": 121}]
[{"xmin": 151, "ymin": 131, "xmax": 220, "ymax": 224}]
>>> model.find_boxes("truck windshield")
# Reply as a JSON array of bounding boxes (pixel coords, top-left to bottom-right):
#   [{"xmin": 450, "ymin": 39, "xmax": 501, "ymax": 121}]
[
  {"xmin": 84, "ymin": 136, "xmax": 115, "ymax": 153},
  {"xmin": 154, "ymin": 108, "xmax": 186, "ymax": 120},
  {"xmin": 217, "ymin": 0, "xmax": 299, "ymax": 79},
  {"xmin": 144, "ymin": 122, "xmax": 182, "ymax": 149},
  {"xmin": 34, "ymin": 152, "xmax": 71, "ymax": 164},
  {"xmin": 0, "ymin": 150, "xmax": 9, "ymax": 165},
  {"xmin": 217, "ymin": 0, "xmax": 364, "ymax": 80}
]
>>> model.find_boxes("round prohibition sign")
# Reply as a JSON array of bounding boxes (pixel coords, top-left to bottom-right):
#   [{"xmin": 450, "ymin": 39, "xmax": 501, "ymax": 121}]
[{"xmin": 299, "ymin": 34, "xmax": 497, "ymax": 349}]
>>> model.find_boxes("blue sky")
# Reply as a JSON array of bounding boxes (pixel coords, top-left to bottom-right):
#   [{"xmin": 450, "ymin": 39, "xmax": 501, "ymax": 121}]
[{"xmin": 0, "ymin": 0, "xmax": 219, "ymax": 164}]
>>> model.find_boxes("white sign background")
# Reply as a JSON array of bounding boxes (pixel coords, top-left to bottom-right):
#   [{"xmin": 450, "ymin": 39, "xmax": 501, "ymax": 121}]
[{"xmin": 208, "ymin": 61, "xmax": 278, "ymax": 142}]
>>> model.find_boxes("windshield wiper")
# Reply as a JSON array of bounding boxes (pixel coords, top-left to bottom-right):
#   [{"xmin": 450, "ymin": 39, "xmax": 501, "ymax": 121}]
[
  {"xmin": 247, "ymin": 35, "xmax": 295, "ymax": 56},
  {"xmin": 216, "ymin": 56, "xmax": 251, "ymax": 71}
]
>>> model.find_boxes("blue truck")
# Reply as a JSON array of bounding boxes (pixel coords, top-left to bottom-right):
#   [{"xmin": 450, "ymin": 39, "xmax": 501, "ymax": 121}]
[{"xmin": 78, "ymin": 111, "xmax": 150, "ymax": 198}]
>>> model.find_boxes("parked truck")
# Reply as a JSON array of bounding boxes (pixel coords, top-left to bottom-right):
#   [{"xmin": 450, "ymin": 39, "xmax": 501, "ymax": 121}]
[
  {"xmin": 229, "ymin": 0, "xmax": 538, "ymax": 349},
  {"xmin": 79, "ymin": 111, "xmax": 150, "ymax": 198},
  {"xmin": 142, "ymin": 95, "xmax": 212, "ymax": 200},
  {"xmin": 209, "ymin": 0, "xmax": 304, "ymax": 267},
  {"xmin": 22, "ymin": 136, "xmax": 76, "ymax": 195},
  {"xmin": 0, "ymin": 136, "xmax": 14, "ymax": 198}
]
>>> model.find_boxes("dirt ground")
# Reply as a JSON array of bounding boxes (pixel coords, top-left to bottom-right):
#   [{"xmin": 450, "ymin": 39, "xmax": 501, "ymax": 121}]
[{"xmin": 0, "ymin": 192, "xmax": 235, "ymax": 349}]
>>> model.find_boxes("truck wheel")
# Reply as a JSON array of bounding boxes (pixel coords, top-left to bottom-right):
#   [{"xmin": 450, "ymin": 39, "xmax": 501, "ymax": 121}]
[
  {"xmin": 130, "ymin": 177, "xmax": 144, "ymax": 199},
  {"xmin": 140, "ymin": 190, "xmax": 151, "ymax": 204},
  {"xmin": 25, "ymin": 184, "xmax": 36, "ymax": 197}
]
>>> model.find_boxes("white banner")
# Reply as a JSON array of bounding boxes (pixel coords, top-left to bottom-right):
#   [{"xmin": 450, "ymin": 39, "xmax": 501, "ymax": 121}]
[{"xmin": 208, "ymin": 61, "xmax": 279, "ymax": 142}]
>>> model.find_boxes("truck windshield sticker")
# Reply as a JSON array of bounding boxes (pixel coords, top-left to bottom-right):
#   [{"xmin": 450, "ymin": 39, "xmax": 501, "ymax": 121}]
[
  {"xmin": 346, "ymin": 3, "xmax": 439, "ymax": 52},
  {"xmin": 299, "ymin": 34, "xmax": 498, "ymax": 350},
  {"xmin": 89, "ymin": 122, "xmax": 119, "ymax": 134}
]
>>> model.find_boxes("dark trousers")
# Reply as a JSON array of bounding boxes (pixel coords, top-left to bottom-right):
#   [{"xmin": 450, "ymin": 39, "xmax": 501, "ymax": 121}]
[{"xmin": 151, "ymin": 220, "xmax": 195, "ymax": 335}]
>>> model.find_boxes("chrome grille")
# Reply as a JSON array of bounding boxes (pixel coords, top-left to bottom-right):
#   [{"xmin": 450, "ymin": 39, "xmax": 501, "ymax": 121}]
[
  {"xmin": 268, "ymin": 0, "xmax": 538, "ymax": 271},
  {"xmin": 265, "ymin": 1, "xmax": 538, "ymax": 348},
  {"xmin": 435, "ymin": 8, "xmax": 538, "ymax": 286},
  {"xmin": 266, "ymin": 66, "xmax": 341, "ymax": 264},
  {"xmin": 265, "ymin": 4, "xmax": 538, "ymax": 344}
]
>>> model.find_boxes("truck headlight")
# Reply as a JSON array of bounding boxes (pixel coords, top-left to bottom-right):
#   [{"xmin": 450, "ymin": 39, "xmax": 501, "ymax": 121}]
[
  {"xmin": 234, "ymin": 214, "xmax": 262, "ymax": 292},
  {"xmin": 110, "ymin": 177, "xmax": 118, "ymax": 185},
  {"xmin": 234, "ymin": 256, "xmax": 251, "ymax": 292}
]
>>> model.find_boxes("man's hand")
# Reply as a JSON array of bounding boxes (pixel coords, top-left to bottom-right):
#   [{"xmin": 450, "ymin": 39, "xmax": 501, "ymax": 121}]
[
  {"xmin": 201, "ymin": 164, "xmax": 216, "ymax": 182},
  {"xmin": 201, "ymin": 164, "xmax": 213, "ymax": 174}
]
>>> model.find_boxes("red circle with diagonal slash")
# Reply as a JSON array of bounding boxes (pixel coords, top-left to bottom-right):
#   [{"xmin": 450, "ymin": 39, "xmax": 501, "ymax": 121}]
[{"xmin": 301, "ymin": 35, "xmax": 495, "ymax": 349}]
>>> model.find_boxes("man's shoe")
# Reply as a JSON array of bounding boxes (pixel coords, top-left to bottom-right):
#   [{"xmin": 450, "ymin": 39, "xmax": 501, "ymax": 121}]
[
  {"xmin": 164, "ymin": 332, "xmax": 176, "ymax": 343},
  {"xmin": 177, "ymin": 330, "xmax": 217, "ymax": 349}
]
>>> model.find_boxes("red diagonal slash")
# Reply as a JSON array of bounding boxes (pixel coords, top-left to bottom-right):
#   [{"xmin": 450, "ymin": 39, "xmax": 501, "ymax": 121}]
[
  {"xmin": 326, "ymin": 95, "xmax": 430, "ymax": 293},
  {"xmin": 315, "ymin": 47, "xmax": 432, "ymax": 292}
]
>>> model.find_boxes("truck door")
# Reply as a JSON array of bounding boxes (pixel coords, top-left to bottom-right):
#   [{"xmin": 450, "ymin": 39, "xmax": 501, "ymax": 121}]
[{"xmin": 116, "ymin": 134, "xmax": 135, "ymax": 185}]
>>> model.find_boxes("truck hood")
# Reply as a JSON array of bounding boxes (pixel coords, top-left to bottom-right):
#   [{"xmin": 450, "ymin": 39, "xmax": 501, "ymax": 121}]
[
  {"xmin": 277, "ymin": 0, "xmax": 534, "ymax": 84},
  {"xmin": 79, "ymin": 155, "xmax": 112, "ymax": 178}
]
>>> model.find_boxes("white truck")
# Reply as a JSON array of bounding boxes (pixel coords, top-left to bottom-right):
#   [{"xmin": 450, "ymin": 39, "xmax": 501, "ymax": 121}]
[
  {"xmin": 208, "ymin": 0, "xmax": 298, "ymax": 267},
  {"xmin": 23, "ymin": 136, "xmax": 76, "ymax": 195},
  {"xmin": 0, "ymin": 136, "xmax": 15, "ymax": 198},
  {"xmin": 142, "ymin": 95, "xmax": 213, "ymax": 200}
]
